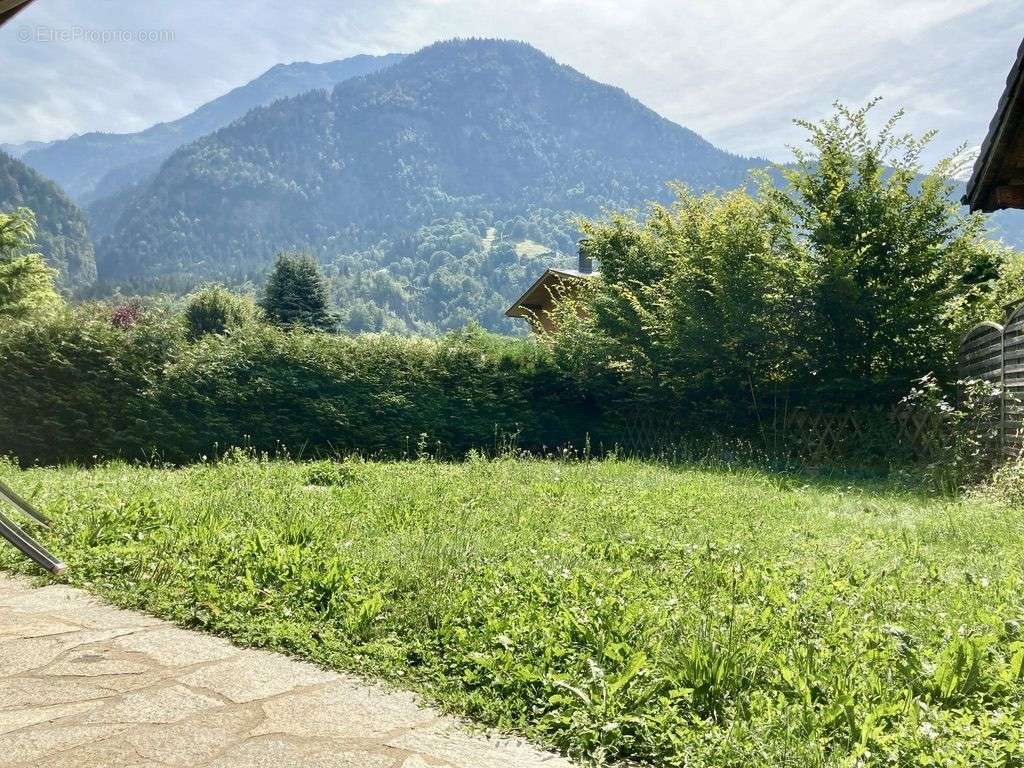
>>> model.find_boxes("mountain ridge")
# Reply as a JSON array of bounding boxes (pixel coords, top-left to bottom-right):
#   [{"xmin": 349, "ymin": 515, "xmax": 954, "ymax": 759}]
[
  {"xmin": 16, "ymin": 53, "xmax": 406, "ymax": 203},
  {"xmin": 99, "ymin": 39, "xmax": 762, "ymax": 281},
  {"xmin": 92, "ymin": 38, "xmax": 767, "ymax": 331}
]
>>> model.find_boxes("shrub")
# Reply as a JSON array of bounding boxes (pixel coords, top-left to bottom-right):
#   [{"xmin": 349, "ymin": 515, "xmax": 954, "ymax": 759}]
[
  {"xmin": 902, "ymin": 373, "xmax": 1002, "ymax": 494},
  {"xmin": 148, "ymin": 324, "xmax": 595, "ymax": 462},
  {"xmin": 567, "ymin": 102, "xmax": 1012, "ymax": 423},
  {"xmin": 0, "ymin": 313, "xmax": 600, "ymax": 464},
  {"xmin": 184, "ymin": 284, "xmax": 258, "ymax": 341},
  {"xmin": 0, "ymin": 306, "xmax": 182, "ymax": 464}
]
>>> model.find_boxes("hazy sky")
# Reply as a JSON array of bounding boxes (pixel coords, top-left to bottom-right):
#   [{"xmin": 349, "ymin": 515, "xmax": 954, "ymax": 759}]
[{"xmin": 2, "ymin": 0, "xmax": 1022, "ymax": 166}]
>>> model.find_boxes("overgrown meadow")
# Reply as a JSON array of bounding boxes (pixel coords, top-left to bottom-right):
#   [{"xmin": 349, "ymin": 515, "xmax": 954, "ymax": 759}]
[{"xmin": 3, "ymin": 454, "xmax": 1023, "ymax": 766}]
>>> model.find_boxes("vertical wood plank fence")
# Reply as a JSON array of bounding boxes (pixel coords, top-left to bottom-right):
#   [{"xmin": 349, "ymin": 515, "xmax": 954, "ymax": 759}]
[{"xmin": 957, "ymin": 299, "xmax": 1024, "ymax": 460}]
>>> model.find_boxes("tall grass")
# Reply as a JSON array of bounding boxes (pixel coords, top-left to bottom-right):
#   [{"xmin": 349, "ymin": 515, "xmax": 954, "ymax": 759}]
[{"xmin": 2, "ymin": 454, "xmax": 1022, "ymax": 766}]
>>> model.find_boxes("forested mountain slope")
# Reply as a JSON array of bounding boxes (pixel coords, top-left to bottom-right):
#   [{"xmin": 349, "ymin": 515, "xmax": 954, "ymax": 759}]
[
  {"xmin": 0, "ymin": 152, "xmax": 95, "ymax": 290},
  {"xmin": 97, "ymin": 38, "xmax": 764, "ymax": 330},
  {"xmin": 18, "ymin": 53, "xmax": 405, "ymax": 203}
]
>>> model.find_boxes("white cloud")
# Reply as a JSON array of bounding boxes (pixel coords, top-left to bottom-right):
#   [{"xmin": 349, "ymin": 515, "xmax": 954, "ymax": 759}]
[{"xmin": 0, "ymin": 0, "xmax": 1021, "ymax": 168}]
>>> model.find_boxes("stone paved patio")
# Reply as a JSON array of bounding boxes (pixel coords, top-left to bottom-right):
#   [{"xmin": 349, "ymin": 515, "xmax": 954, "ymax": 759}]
[{"xmin": 0, "ymin": 574, "xmax": 574, "ymax": 768}]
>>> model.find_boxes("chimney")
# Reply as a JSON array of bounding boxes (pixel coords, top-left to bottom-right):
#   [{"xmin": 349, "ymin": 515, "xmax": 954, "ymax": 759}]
[{"xmin": 577, "ymin": 239, "xmax": 593, "ymax": 275}]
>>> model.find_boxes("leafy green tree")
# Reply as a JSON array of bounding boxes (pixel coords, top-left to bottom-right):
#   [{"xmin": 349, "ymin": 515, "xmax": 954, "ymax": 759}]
[
  {"xmin": 185, "ymin": 284, "xmax": 259, "ymax": 341},
  {"xmin": 762, "ymin": 100, "xmax": 1000, "ymax": 390},
  {"xmin": 259, "ymin": 252, "xmax": 336, "ymax": 331},
  {"xmin": 0, "ymin": 207, "xmax": 62, "ymax": 323},
  {"xmin": 567, "ymin": 101, "xmax": 1017, "ymax": 417},
  {"xmin": 572, "ymin": 186, "xmax": 804, "ymax": 407}
]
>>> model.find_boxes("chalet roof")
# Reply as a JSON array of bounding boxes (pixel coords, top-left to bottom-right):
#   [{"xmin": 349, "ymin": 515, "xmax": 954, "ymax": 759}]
[
  {"xmin": 0, "ymin": 0, "xmax": 34, "ymax": 26},
  {"xmin": 504, "ymin": 267, "xmax": 598, "ymax": 319},
  {"xmin": 964, "ymin": 36, "xmax": 1024, "ymax": 212}
]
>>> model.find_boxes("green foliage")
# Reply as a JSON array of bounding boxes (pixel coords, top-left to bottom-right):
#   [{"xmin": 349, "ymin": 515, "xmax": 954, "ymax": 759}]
[
  {"xmin": 574, "ymin": 186, "xmax": 803, "ymax": 412},
  {"xmin": 0, "ymin": 207, "xmax": 62, "ymax": 322},
  {"xmin": 561, "ymin": 102, "xmax": 1019, "ymax": 421},
  {"xmin": 0, "ymin": 304, "xmax": 181, "ymax": 463},
  {"xmin": 184, "ymin": 283, "xmax": 259, "ymax": 340},
  {"xmin": 260, "ymin": 253, "xmax": 336, "ymax": 331},
  {"xmin": 0, "ymin": 309, "xmax": 598, "ymax": 464},
  {"xmin": 763, "ymin": 100, "xmax": 999, "ymax": 386},
  {"xmin": 901, "ymin": 373, "xmax": 1003, "ymax": 495},
  {"xmin": 0, "ymin": 153, "xmax": 95, "ymax": 289},
  {"xmin": 4, "ymin": 457, "xmax": 1024, "ymax": 765},
  {"xmin": 303, "ymin": 459, "xmax": 359, "ymax": 487}
]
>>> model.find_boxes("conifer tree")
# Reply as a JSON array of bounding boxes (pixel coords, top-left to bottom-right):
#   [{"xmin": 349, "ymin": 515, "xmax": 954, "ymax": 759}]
[
  {"xmin": 259, "ymin": 252, "xmax": 336, "ymax": 330},
  {"xmin": 0, "ymin": 207, "xmax": 62, "ymax": 323}
]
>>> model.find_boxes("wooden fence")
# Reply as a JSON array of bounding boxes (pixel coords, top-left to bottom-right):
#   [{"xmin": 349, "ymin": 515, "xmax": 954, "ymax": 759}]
[
  {"xmin": 787, "ymin": 408, "xmax": 940, "ymax": 463},
  {"xmin": 957, "ymin": 299, "xmax": 1024, "ymax": 459},
  {"xmin": 615, "ymin": 405, "xmax": 936, "ymax": 463}
]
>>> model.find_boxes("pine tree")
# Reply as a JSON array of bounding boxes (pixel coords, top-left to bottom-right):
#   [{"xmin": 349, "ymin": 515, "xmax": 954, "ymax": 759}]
[
  {"xmin": 0, "ymin": 207, "xmax": 62, "ymax": 323},
  {"xmin": 259, "ymin": 252, "xmax": 336, "ymax": 330}
]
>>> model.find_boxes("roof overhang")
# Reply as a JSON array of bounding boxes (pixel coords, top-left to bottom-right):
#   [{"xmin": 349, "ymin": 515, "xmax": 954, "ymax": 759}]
[
  {"xmin": 0, "ymin": 0, "xmax": 34, "ymax": 26},
  {"xmin": 965, "ymin": 36, "xmax": 1024, "ymax": 212},
  {"xmin": 505, "ymin": 268, "xmax": 597, "ymax": 319}
]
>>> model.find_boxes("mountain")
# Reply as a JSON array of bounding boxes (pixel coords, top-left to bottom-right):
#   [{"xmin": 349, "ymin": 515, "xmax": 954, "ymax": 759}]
[
  {"xmin": 0, "ymin": 152, "xmax": 95, "ymax": 290},
  {"xmin": 0, "ymin": 140, "xmax": 52, "ymax": 159},
  {"xmin": 988, "ymin": 209, "xmax": 1024, "ymax": 249},
  {"xmin": 17, "ymin": 53, "xmax": 406, "ymax": 204},
  {"xmin": 97, "ymin": 38, "xmax": 764, "ymax": 331}
]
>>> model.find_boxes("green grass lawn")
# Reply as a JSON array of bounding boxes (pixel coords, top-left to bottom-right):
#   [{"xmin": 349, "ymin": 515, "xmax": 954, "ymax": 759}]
[{"xmin": 2, "ymin": 455, "xmax": 1023, "ymax": 766}]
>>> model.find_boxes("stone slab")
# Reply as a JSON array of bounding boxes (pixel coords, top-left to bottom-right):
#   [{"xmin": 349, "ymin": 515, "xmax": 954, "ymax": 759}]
[{"xmin": 0, "ymin": 574, "xmax": 575, "ymax": 768}]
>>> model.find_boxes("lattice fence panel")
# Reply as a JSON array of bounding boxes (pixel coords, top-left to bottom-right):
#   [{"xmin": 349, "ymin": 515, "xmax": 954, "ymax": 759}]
[
  {"xmin": 787, "ymin": 407, "xmax": 939, "ymax": 463},
  {"xmin": 620, "ymin": 410, "xmax": 685, "ymax": 456}
]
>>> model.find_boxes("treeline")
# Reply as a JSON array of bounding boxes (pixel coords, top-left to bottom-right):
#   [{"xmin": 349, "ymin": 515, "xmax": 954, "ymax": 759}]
[
  {"xmin": 87, "ymin": 211, "xmax": 580, "ymax": 335},
  {"xmin": 3, "ymin": 103, "xmax": 1024, "ymax": 466}
]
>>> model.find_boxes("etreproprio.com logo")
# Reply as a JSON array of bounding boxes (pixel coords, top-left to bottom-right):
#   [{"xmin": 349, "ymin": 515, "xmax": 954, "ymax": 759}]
[{"xmin": 16, "ymin": 25, "xmax": 176, "ymax": 44}]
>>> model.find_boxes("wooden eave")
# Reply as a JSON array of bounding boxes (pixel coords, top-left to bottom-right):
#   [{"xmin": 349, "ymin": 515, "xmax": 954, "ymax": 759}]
[
  {"xmin": 0, "ymin": 0, "xmax": 34, "ymax": 26},
  {"xmin": 965, "ymin": 36, "xmax": 1024, "ymax": 212}
]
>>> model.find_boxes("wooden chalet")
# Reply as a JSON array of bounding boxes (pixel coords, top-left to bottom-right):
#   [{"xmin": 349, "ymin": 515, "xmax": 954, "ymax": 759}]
[
  {"xmin": 505, "ymin": 247, "xmax": 598, "ymax": 333},
  {"xmin": 965, "ymin": 37, "xmax": 1024, "ymax": 212}
]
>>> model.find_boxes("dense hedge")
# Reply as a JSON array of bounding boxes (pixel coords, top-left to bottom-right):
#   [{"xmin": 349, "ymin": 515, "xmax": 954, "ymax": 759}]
[
  {"xmin": 1, "ymin": 306, "xmax": 921, "ymax": 467},
  {"xmin": 0, "ymin": 312, "xmax": 174, "ymax": 463},
  {"xmin": 0, "ymin": 311, "xmax": 607, "ymax": 465}
]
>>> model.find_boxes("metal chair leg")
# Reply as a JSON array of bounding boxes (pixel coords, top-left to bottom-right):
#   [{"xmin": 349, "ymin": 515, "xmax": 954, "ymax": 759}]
[{"xmin": 0, "ymin": 480, "xmax": 66, "ymax": 574}]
